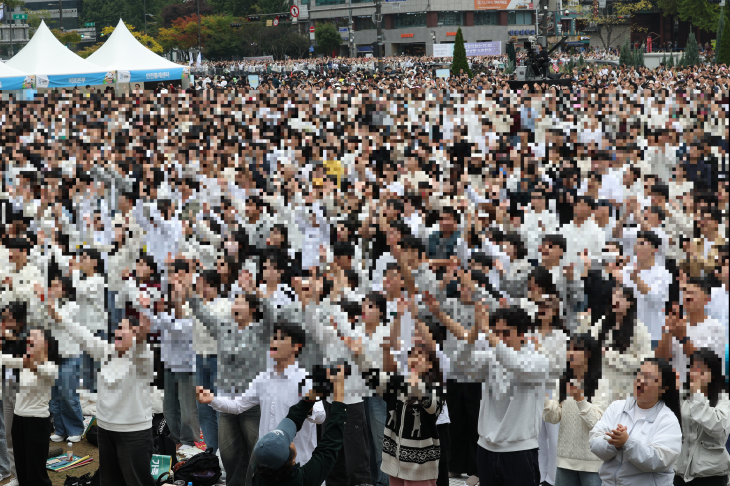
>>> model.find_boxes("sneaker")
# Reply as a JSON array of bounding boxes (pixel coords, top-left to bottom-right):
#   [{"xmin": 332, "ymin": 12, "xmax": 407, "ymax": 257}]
[
  {"xmin": 6, "ymin": 478, "xmax": 19, "ymax": 486},
  {"xmin": 67, "ymin": 435, "xmax": 82, "ymax": 443},
  {"xmin": 50, "ymin": 434, "xmax": 65, "ymax": 442}
]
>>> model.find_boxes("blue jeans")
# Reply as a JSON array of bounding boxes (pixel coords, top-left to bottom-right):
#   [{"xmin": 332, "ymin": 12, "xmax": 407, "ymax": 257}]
[
  {"xmin": 163, "ymin": 370, "xmax": 200, "ymax": 446},
  {"xmin": 107, "ymin": 290, "xmax": 124, "ymax": 334},
  {"xmin": 49, "ymin": 357, "xmax": 85, "ymax": 438},
  {"xmin": 364, "ymin": 396, "xmax": 389, "ymax": 486},
  {"xmin": 196, "ymin": 355, "xmax": 218, "ymax": 453},
  {"xmin": 554, "ymin": 467, "xmax": 602, "ymax": 486},
  {"xmin": 0, "ymin": 400, "xmax": 10, "ymax": 477}
]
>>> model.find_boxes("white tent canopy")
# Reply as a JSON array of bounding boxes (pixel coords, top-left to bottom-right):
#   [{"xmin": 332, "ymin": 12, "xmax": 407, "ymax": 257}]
[
  {"xmin": 5, "ymin": 21, "xmax": 110, "ymax": 88},
  {"xmin": 87, "ymin": 19, "xmax": 185, "ymax": 84},
  {"xmin": 0, "ymin": 61, "xmax": 31, "ymax": 90}
]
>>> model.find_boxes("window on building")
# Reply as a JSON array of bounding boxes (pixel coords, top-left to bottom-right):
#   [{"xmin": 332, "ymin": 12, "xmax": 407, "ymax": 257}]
[
  {"xmin": 354, "ymin": 15, "xmax": 375, "ymax": 30},
  {"xmin": 317, "ymin": 0, "xmax": 347, "ymax": 6},
  {"xmin": 508, "ymin": 10, "xmax": 532, "ymax": 25},
  {"xmin": 301, "ymin": 0, "xmax": 309, "ymax": 5},
  {"xmin": 393, "ymin": 12, "xmax": 427, "ymax": 28},
  {"xmin": 437, "ymin": 11, "xmax": 462, "ymax": 26},
  {"xmin": 474, "ymin": 11, "xmax": 498, "ymax": 25}
]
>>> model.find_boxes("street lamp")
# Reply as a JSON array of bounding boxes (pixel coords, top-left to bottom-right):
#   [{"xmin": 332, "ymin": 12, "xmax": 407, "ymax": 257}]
[{"xmin": 144, "ymin": 12, "xmax": 155, "ymax": 36}]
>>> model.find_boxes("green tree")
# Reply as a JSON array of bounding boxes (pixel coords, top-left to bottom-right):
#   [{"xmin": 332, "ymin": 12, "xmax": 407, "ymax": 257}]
[
  {"xmin": 635, "ymin": 46, "xmax": 644, "ymax": 67},
  {"xmin": 661, "ymin": 51, "xmax": 667, "ymax": 66},
  {"xmin": 450, "ymin": 27, "xmax": 472, "ymax": 78},
  {"xmin": 620, "ymin": 39, "xmax": 631, "ymax": 66},
  {"xmin": 27, "ymin": 9, "xmax": 51, "ymax": 38},
  {"xmin": 718, "ymin": 7, "xmax": 730, "ymax": 64},
  {"xmin": 314, "ymin": 23, "xmax": 341, "ymax": 56},
  {"xmin": 658, "ymin": 0, "xmax": 722, "ymax": 34},
  {"xmin": 683, "ymin": 29, "xmax": 700, "ymax": 66},
  {"xmin": 574, "ymin": 0, "xmax": 655, "ymax": 50},
  {"xmin": 715, "ymin": 5, "xmax": 724, "ymax": 63},
  {"xmin": 667, "ymin": 51, "xmax": 674, "ymax": 67}
]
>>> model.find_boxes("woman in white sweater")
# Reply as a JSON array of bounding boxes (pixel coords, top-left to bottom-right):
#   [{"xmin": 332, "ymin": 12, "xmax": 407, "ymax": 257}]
[
  {"xmin": 544, "ymin": 333, "xmax": 610, "ymax": 486},
  {"xmin": 46, "ymin": 298, "xmax": 155, "ymax": 486},
  {"xmin": 1, "ymin": 328, "xmax": 60, "ymax": 486},
  {"xmin": 599, "ymin": 284, "xmax": 654, "ymax": 401}
]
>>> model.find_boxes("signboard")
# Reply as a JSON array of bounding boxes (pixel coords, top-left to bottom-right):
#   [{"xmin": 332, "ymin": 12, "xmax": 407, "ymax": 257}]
[
  {"xmin": 310, "ymin": 32, "xmax": 315, "ymax": 40},
  {"xmin": 299, "ymin": 5, "xmax": 309, "ymax": 17},
  {"xmin": 475, "ymin": 0, "xmax": 532, "ymax": 10},
  {"xmin": 339, "ymin": 27, "xmax": 349, "ymax": 40},
  {"xmin": 12, "ymin": 14, "xmax": 27, "ymax": 20},
  {"xmin": 248, "ymin": 75, "xmax": 260, "ymax": 88},
  {"xmin": 266, "ymin": 19, "xmax": 273, "ymax": 26},
  {"xmin": 433, "ymin": 41, "xmax": 501, "ymax": 57},
  {"xmin": 401, "ymin": 33, "xmax": 414, "ymax": 38},
  {"xmin": 273, "ymin": 18, "xmax": 279, "ymax": 26},
  {"xmin": 385, "ymin": 0, "xmax": 407, "ymax": 3},
  {"xmin": 290, "ymin": 5, "xmax": 299, "ymax": 17},
  {"xmin": 446, "ymin": 32, "xmax": 457, "ymax": 36},
  {"xmin": 310, "ymin": 25, "xmax": 315, "ymax": 33},
  {"xmin": 309, "ymin": 46, "xmax": 314, "ymax": 52},
  {"xmin": 435, "ymin": 69, "xmax": 451, "ymax": 78},
  {"xmin": 85, "ymin": 22, "xmax": 95, "ymax": 26}
]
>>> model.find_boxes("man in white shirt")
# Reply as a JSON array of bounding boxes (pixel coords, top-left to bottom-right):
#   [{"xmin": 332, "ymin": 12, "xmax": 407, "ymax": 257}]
[
  {"xmin": 622, "ymin": 231, "xmax": 671, "ymax": 345},
  {"xmin": 560, "ymin": 196, "xmax": 606, "ymax": 274},
  {"xmin": 658, "ymin": 277, "xmax": 727, "ymax": 385},
  {"xmin": 198, "ymin": 323, "xmax": 325, "ymax": 485}
]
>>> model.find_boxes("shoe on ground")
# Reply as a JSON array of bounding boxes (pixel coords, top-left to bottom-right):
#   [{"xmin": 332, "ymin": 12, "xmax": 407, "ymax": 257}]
[
  {"xmin": 67, "ymin": 435, "xmax": 82, "ymax": 443},
  {"xmin": 6, "ymin": 478, "xmax": 19, "ymax": 486},
  {"xmin": 50, "ymin": 434, "xmax": 65, "ymax": 442}
]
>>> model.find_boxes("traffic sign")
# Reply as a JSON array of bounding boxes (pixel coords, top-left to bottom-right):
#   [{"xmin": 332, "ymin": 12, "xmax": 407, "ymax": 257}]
[
  {"xmin": 273, "ymin": 18, "xmax": 279, "ymax": 26},
  {"xmin": 12, "ymin": 14, "xmax": 27, "ymax": 20},
  {"xmin": 85, "ymin": 22, "xmax": 95, "ymax": 27},
  {"xmin": 309, "ymin": 46, "xmax": 314, "ymax": 52},
  {"xmin": 290, "ymin": 5, "xmax": 300, "ymax": 17},
  {"xmin": 310, "ymin": 25, "xmax": 315, "ymax": 33}
]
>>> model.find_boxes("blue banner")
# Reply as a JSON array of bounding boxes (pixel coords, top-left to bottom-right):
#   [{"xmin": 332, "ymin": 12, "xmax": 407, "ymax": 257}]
[
  {"xmin": 0, "ymin": 76, "xmax": 29, "ymax": 90},
  {"xmin": 45, "ymin": 72, "xmax": 108, "ymax": 88},
  {"xmin": 129, "ymin": 68, "xmax": 185, "ymax": 83}
]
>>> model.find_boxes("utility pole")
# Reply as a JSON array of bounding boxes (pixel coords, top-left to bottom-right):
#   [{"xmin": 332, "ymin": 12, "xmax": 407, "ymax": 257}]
[
  {"xmin": 59, "ymin": 0, "xmax": 64, "ymax": 31},
  {"xmin": 348, "ymin": 0, "xmax": 354, "ymax": 58},
  {"xmin": 144, "ymin": 0, "xmax": 147, "ymax": 36},
  {"xmin": 197, "ymin": 0, "xmax": 201, "ymax": 54},
  {"xmin": 375, "ymin": 0, "xmax": 382, "ymax": 72}
]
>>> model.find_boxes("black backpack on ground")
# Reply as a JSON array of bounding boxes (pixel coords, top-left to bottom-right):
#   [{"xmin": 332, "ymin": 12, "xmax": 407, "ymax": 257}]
[
  {"xmin": 173, "ymin": 449, "xmax": 221, "ymax": 486},
  {"xmin": 152, "ymin": 413, "xmax": 178, "ymax": 468},
  {"xmin": 86, "ymin": 424, "xmax": 99, "ymax": 447}
]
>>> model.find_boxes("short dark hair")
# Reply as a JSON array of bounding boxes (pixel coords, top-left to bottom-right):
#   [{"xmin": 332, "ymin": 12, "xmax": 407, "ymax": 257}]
[
  {"xmin": 650, "ymin": 184, "xmax": 669, "ymax": 200},
  {"xmin": 441, "ymin": 206, "xmax": 462, "ymax": 224},
  {"xmin": 542, "ymin": 234, "xmax": 567, "ymax": 254},
  {"xmin": 489, "ymin": 306, "xmax": 532, "ymax": 336},
  {"xmin": 272, "ymin": 322, "xmax": 306, "ymax": 357},
  {"xmin": 401, "ymin": 236, "xmax": 426, "ymax": 257},
  {"xmin": 333, "ymin": 241, "xmax": 355, "ymax": 258},
  {"xmin": 686, "ymin": 276, "xmax": 711, "ymax": 296},
  {"xmin": 637, "ymin": 230, "xmax": 662, "ymax": 250},
  {"xmin": 199, "ymin": 269, "xmax": 221, "ymax": 290}
]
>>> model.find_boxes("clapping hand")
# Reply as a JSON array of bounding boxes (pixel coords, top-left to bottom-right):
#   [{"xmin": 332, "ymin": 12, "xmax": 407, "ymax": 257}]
[{"xmin": 606, "ymin": 424, "xmax": 629, "ymax": 449}]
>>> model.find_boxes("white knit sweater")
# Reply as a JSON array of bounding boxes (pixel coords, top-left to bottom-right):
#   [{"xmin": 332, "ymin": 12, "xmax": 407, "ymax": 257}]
[{"xmin": 543, "ymin": 378, "xmax": 611, "ymax": 472}]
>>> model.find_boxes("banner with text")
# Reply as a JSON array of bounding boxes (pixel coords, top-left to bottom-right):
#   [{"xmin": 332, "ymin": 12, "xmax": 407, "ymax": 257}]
[
  {"xmin": 433, "ymin": 41, "xmax": 502, "ymax": 57},
  {"xmin": 475, "ymin": 0, "xmax": 532, "ymax": 9}
]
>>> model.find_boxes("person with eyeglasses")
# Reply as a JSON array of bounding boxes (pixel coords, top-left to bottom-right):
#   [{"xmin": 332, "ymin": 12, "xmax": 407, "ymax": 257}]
[{"xmin": 589, "ymin": 357, "xmax": 683, "ymax": 485}]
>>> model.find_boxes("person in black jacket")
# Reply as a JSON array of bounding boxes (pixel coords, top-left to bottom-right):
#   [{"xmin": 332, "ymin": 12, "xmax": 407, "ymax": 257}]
[{"xmin": 251, "ymin": 366, "xmax": 346, "ymax": 486}]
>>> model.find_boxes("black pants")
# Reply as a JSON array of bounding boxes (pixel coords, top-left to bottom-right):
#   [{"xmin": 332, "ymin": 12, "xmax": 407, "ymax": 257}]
[
  {"xmin": 674, "ymin": 476, "xmax": 729, "ymax": 486},
  {"xmin": 97, "ymin": 426, "xmax": 155, "ymax": 486},
  {"xmin": 436, "ymin": 423, "xmax": 451, "ymax": 486},
  {"xmin": 447, "ymin": 381, "xmax": 481, "ymax": 476},
  {"xmin": 477, "ymin": 446, "xmax": 540, "ymax": 486},
  {"xmin": 11, "ymin": 414, "xmax": 53, "ymax": 486},
  {"xmin": 323, "ymin": 400, "xmax": 371, "ymax": 486}
]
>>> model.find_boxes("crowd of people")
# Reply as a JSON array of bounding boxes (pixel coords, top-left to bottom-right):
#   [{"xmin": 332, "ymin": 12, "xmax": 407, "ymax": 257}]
[
  {"xmin": 177, "ymin": 51, "xmax": 729, "ymax": 92},
  {"xmin": 0, "ymin": 68, "xmax": 728, "ymax": 486}
]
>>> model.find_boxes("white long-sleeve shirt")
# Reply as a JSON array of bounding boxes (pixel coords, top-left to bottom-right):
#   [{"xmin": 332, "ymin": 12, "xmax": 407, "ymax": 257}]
[
  {"xmin": 1, "ymin": 354, "xmax": 58, "ymax": 418},
  {"xmin": 146, "ymin": 306, "xmax": 196, "ymax": 373},
  {"xmin": 210, "ymin": 362, "xmax": 326, "ymax": 466},
  {"xmin": 55, "ymin": 306, "xmax": 154, "ymax": 432},
  {"xmin": 622, "ymin": 261, "xmax": 671, "ymax": 341}
]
